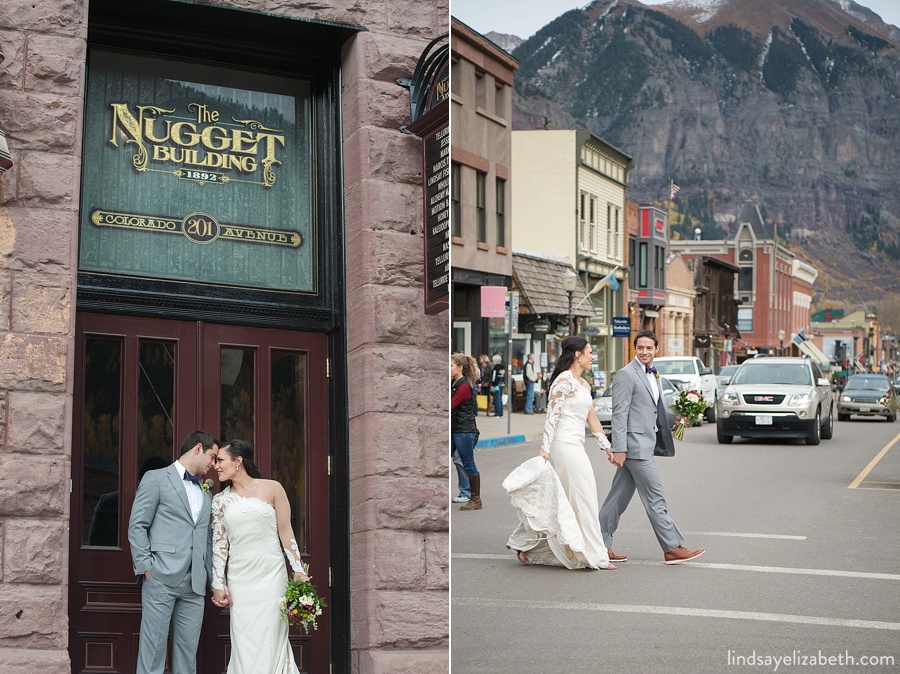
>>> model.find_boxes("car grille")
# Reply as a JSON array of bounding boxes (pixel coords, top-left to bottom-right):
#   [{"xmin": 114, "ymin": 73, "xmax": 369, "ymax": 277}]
[
  {"xmin": 850, "ymin": 397, "xmax": 880, "ymax": 404},
  {"xmin": 741, "ymin": 394, "xmax": 786, "ymax": 405}
]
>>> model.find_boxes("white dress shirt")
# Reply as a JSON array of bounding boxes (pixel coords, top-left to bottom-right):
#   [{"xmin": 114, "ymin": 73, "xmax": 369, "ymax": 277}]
[
  {"xmin": 636, "ymin": 358, "xmax": 659, "ymax": 404},
  {"xmin": 174, "ymin": 461, "xmax": 203, "ymax": 523}
]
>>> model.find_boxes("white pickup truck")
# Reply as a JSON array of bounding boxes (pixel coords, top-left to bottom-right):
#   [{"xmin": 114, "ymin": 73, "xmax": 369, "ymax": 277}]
[{"xmin": 652, "ymin": 356, "xmax": 718, "ymax": 422}]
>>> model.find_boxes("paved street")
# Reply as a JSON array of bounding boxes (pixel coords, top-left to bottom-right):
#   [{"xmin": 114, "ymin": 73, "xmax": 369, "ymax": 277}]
[{"xmin": 451, "ymin": 416, "xmax": 900, "ymax": 673}]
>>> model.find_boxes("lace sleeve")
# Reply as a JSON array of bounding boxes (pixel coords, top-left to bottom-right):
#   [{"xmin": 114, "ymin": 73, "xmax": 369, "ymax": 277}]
[
  {"xmin": 540, "ymin": 372, "xmax": 579, "ymax": 455},
  {"xmin": 273, "ymin": 481, "xmax": 308, "ymax": 578},
  {"xmin": 210, "ymin": 494, "xmax": 229, "ymax": 590}
]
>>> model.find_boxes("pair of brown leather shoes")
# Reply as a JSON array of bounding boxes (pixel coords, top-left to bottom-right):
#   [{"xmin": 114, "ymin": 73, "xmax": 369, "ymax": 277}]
[
  {"xmin": 607, "ymin": 548, "xmax": 628, "ymax": 562},
  {"xmin": 664, "ymin": 545, "xmax": 705, "ymax": 565}
]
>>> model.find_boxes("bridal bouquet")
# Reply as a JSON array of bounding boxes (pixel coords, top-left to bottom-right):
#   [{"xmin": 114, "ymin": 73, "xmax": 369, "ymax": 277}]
[
  {"xmin": 669, "ymin": 388, "xmax": 710, "ymax": 441},
  {"xmin": 279, "ymin": 562, "xmax": 326, "ymax": 634},
  {"xmin": 880, "ymin": 389, "xmax": 900, "ymax": 412}
]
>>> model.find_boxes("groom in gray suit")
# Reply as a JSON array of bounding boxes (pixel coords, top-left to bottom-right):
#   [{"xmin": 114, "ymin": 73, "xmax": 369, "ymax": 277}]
[
  {"xmin": 599, "ymin": 330, "xmax": 705, "ymax": 565},
  {"xmin": 129, "ymin": 430, "xmax": 219, "ymax": 674}
]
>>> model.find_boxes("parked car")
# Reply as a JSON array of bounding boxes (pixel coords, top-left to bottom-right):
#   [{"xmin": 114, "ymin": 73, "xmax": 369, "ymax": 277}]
[
  {"xmin": 715, "ymin": 364, "xmax": 741, "ymax": 400},
  {"xmin": 594, "ymin": 378, "xmax": 678, "ymax": 436},
  {"xmin": 715, "ymin": 357, "xmax": 835, "ymax": 445},
  {"xmin": 653, "ymin": 356, "xmax": 717, "ymax": 422},
  {"xmin": 837, "ymin": 374, "xmax": 896, "ymax": 422}
]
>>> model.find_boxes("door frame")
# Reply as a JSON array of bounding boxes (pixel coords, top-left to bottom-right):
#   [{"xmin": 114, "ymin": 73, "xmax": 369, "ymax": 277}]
[{"xmin": 68, "ymin": 313, "xmax": 333, "ymax": 673}]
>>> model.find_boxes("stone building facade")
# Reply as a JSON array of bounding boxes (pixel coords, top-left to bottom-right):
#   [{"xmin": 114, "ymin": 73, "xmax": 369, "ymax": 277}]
[{"xmin": 0, "ymin": 1, "xmax": 448, "ymax": 672}]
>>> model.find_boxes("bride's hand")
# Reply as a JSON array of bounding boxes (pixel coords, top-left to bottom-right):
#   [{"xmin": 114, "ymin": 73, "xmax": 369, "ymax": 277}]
[
  {"xmin": 293, "ymin": 571, "xmax": 310, "ymax": 583},
  {"xmin": 539, "ymin": 450, "xmax": 550, "ymax": 462},
  {"xmin": 212, "ymin": 587, "xmax": 230, "ymax": 607}
]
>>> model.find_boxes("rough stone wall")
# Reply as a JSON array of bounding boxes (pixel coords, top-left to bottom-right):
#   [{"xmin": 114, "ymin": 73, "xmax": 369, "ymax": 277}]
[
  {"xmin": 0, "ymin": 0, "xmax": 86, "ymax": 670},
  {"xmin": 339, "ymin": 2, "xmax": 450, "ymax": 672}
]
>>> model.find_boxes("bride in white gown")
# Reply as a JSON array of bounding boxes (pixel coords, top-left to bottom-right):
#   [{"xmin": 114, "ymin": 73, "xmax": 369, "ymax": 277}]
[
  {"xmin": 507, "ymin": 336, "xmax": 616, "ymax": 569},
  {"xmin": 211, "ymin": 439, "xmax": 309, "ymax": 674}
]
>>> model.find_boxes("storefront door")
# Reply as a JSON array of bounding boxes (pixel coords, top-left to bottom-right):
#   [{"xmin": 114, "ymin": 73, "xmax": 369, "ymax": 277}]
[{"xmin": 69, "ymin": 312, "xmax": 329, "ymax": 674}]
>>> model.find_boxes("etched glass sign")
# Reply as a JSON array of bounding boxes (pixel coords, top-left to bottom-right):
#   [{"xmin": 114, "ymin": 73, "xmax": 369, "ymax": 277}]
[{"xmin": 80, "ymin": 50, "xmax": 315, "ymax": 293}]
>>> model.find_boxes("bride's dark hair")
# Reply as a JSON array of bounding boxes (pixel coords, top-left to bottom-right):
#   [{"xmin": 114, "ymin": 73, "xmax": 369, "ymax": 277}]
[
  {"xmin": 220, "ymin": 438, "xmax": 263, "ymax": 490},
  {"xmin": 548, "ymin": 335, "xmax": 589, "ymax": 388}
]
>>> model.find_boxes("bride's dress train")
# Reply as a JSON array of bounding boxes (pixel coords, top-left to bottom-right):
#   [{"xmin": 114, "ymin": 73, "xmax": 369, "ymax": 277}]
[{"xmin": 506, "ymin": 371, "xmax": 611, "ymax": 569}]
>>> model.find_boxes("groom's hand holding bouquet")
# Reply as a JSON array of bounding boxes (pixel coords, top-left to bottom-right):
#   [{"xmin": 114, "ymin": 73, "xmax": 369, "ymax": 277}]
[{"xmin": 669, "ymin": 388, "xmax": 710, "ymax": 441}]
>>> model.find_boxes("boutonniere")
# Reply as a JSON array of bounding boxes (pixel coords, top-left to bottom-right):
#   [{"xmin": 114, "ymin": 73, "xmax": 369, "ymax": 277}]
[
  {"xmin": 202, "ymin": 479, "xmax": 213, "ymax": 492},
  {"xmin": 654, "ymin": 372, "xmax": 660, "ymax": 379}
]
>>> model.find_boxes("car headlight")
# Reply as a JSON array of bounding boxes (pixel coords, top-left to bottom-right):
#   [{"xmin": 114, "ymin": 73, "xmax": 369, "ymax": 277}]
[
  {"xmin": 840, "ymin": 395, "xmax": 851, "ymax": 402},
  {"xmin": 720, "ymin": 391, "xmax": 738, "ymax": 404},
  {"xmin": 789, "ymin": 392, "xmax": 812, "ymax": 407}
]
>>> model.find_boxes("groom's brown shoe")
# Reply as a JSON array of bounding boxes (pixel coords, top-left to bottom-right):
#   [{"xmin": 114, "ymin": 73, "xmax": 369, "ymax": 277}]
[
  {"xmin": 664, "ymin": 546, "xmax": 705, "ymax": 565},
  {"xmin": 607, "ymin": 549, "xmax": 628, "ymax": 562}
]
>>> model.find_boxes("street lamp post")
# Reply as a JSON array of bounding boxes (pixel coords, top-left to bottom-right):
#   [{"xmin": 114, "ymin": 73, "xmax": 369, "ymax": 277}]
[
  {"xmin": 778, "ymin": 329, "xmax": 785, "ymax": 356},
  {"xmin": 562, "ymin": 269, "xmax": 578, "ymax": 336}
]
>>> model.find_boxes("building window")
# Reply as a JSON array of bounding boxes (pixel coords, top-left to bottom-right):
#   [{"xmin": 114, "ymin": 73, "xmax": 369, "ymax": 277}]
[
  {"xmin": 494, "ymin": 83, "xmax": 506, "ymax": 118},
  {"xmin": 495, "ymin": 178, "xmax": 505, "ymax": 247},
  {"xmin": 578, "ymin": 192, "xmax": 590, "ymax": 250},
  {"xmin": 739, "ymin": 248, "xmax": 753, "ymax": 262},
  {"xmin": 606, "ymin": 203, "xmax": 612, "ymax": 256},
  {"xmin": 589, "ymin": 196, "xmax": 596, "ymax": 253},
  {"xmin": 614, "ymin": 207, "xmax": 620, "ymax": 260},
  {"xmin": 738, "ymin": 306, "xmax": 753, "ymax": 332},
  {"xmin": 475, "ymin": 71, "xmax": 487, "ymax": 108},
  {"xmin": 738, "ymin": 266, "xmax": 753, "ymax": 292},
  {"xmin": 629, "ymin": 239, "xmax": 636, "ymax": 285},
  {"xmin": 451, "ymin": 162, "xmax": 461, "ymax": 237},
  {"xmin": 476, "ymin": 171, "xmax": 486, "ymax": 242},
  {"xmin": 639, "ymin": 242, "xmax": 648, "ymax": 288},
  {"xmin": 655, "ymin": 244, "xmax": 665, "ymax": 289}
]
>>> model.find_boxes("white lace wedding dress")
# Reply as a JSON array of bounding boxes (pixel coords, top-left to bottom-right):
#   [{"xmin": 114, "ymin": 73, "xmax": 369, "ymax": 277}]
[
  {"xmin": 506, "ymin": 371, "xmax": 612, "ymax": 569},
  {"xmin": 212, "ymin": 489, "xmax": 300, "ymax": 674}
]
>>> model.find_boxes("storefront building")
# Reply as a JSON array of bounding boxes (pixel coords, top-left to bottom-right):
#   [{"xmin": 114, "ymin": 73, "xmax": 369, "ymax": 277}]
[
  {"xmin": 511, "ymin": 129, "xmax": 632, "ymax": 384},
  {"xmin": 0, "ymin": 1, "xmax": 448, "ymax": 672},
  {"xmin": 449, "ymin": 18, "xmax": 517, "ymax": 359}
]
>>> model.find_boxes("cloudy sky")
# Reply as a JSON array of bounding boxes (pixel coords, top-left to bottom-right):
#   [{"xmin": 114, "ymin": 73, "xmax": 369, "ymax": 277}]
[{"xmin": 451, "ymin": 0, "xmax": 900, "ymax": 41}]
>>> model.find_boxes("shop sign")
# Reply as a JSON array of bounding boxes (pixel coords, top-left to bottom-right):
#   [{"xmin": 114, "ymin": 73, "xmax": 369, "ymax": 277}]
[
  {"xmin": 612, "ymin": 317, "xmax": 631, "ymax": 337},
  {"xmin": 80, "ymin": 50, "xmax": 316, "ymax": 293},
  {"xmin": 404, "ymin": 34, "xmax": 450, "ymax": 315}
]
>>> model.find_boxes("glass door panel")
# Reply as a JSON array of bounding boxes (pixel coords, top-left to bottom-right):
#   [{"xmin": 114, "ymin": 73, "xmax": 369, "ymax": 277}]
[
  {"xmin": 82, "ymin": 337, "xmax": 122, "ymax": 547},
  {"xmin": 220, "ymin": 347, "xmax": 256, "ymax": 442},
  {"xmin": 271, "ymin": 350, "xmax": 307, "ymax": 550},
  {"xmin": 137, "ymin": 339, "xmax": 176, "ymax": 481}
]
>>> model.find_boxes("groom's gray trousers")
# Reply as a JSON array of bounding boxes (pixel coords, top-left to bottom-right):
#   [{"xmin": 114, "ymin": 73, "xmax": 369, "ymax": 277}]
[
  {"xmin": 137, "ymin": 570, "xmax": 204, "ymax": 674},
  {"xmin": 599, "ymin": 457, "xmax": 684, "ymax": 552}
]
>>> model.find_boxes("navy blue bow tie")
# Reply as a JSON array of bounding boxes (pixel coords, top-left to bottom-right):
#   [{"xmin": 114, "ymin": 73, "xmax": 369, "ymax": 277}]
[
  {"xmin": 183, "ymin": 471, "xmax": 200, "ymax": 486},
  {"xmin": 645, "ymin": 365, "xmax": 657, "ymax": 375}
]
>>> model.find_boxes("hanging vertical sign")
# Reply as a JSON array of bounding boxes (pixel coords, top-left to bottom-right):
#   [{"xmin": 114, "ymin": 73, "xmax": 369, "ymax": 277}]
[{"xmin": 403, "ymin": 34, "xmax": 449, "ymax": 315}]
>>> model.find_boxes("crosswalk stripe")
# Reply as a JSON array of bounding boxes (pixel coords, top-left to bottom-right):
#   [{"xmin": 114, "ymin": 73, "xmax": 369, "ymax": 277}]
[{"xmin": 452, "ymin": 597, "xmax": 900, "ymax": 631}]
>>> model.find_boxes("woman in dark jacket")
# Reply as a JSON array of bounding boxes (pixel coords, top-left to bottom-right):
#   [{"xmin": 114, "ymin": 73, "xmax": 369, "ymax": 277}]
[
  {"xmin": 490, "ymin": 354, "xmax": 506, "ymax": 418},
  {"xmin": 452, "ymin": 352, "xmax": 482, "ymax": 510}
]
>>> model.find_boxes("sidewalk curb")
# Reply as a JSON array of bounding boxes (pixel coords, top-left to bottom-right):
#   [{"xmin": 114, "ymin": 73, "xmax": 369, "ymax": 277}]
[{"xmin": 476, "ymin": 433, "xmax": 542, "ymax": 449}]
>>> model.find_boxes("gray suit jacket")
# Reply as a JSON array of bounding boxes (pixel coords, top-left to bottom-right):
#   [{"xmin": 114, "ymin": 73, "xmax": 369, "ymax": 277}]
[
  {"xmin": 128, "ymin": 464, "xmax": 212, "ymax": 595},
  {"xmin": 611, "ymin": 358, "xmax": 675, "ymax": 459}
]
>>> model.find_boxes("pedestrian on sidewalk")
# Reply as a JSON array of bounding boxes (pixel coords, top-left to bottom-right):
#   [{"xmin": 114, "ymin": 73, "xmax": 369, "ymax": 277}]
[
  {"xmin": 452, "ymin": 353, "xmax": 482, "ymax": 510},
  {"xmin": 523, "ymin": 354, "xmax": 538, "ymax": 414},
  {"xmin": 452, "ymin": 450, "xmax": 470, "ymax": 503},
  {"xmin": 478, "ymin": 354, "xmax": 492, "ymax": 415},
  {"xmin": 490, "ymin": 354, "xmax": 506, "ymax": 418},
  {"xmin": 598, "ymin": 329, "xmax": 705, "ymax": 565}
]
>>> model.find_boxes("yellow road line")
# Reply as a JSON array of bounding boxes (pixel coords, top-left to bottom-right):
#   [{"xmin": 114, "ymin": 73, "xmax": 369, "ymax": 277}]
[{"xmin": 848, "ymin": 431, "xmax": 900, "ymax": 489}]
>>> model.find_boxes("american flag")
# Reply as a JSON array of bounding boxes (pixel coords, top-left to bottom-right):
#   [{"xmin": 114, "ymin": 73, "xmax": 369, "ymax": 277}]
[{"xmin": 670, "ymin": 182, "xmax": 681, "ymax": 200}]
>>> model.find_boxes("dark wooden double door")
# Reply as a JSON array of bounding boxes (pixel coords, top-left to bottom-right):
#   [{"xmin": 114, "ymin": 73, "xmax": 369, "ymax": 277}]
[{"xmin": 69, "ymin": 313, "xmax": 330, "ymax": 673}]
